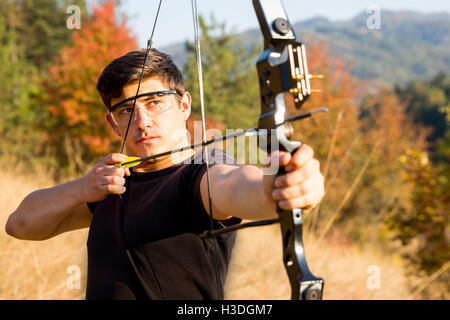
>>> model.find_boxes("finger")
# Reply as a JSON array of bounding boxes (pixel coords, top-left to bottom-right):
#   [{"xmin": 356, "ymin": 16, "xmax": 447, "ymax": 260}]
[
  {"xmin": 262, "ymin": 151, "xmax": 291, "ymax": 169},
  {"xmin": 278, "ymin": 188, "xmax": 325, "ymax": 210},
  {"xmin": 104, "ymin": 184, "xmax": 126, "ymax": 195},
  {"xmin": 278, "ymin": 151, "xmax": 291, "ymax": 168},
  {"xmin": 102, "ymin": 175, "xmax": 126, "ymax": 187},
  {"xmin": 286, "ymin": 144, "xmax": 314, "ymax": 171},
  {"xmin": 275, "ymin": 158, "xmax": 320, "ymax": 187},
  {"xmin": 272, "ymin": 175, "xmax": 323, "ymax": 200},
  {"xmin": 102, "ymin": 153, "xmax": 128, "ymax": 165},
  {"xmin": 101, "ymin": 165, "xmax": 127, "ymax": 177}
]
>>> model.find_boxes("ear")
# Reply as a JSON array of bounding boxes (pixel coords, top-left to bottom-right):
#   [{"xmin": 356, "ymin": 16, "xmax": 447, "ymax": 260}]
[
  {"xmin": 106, "ymin": 113, "xmax": 121, "ymax": 137},
  {"xmin": 179, "ymin": 92, "xmax": 192, "ymax": 121}
]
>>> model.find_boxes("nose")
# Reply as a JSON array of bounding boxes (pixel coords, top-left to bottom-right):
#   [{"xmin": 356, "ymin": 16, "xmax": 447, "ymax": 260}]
[{"xmin": 134, "ymin": 105, "xmax": 153, "ymax": 130}]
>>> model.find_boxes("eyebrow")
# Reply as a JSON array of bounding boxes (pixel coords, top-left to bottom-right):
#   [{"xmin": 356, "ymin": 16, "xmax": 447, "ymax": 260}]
[
  {"xmin": 109, "ymin": 90, "xmax": 177, "ymax": 112},
  {"xmin": 118, "ymin": 95, "xmax": 156, "ymax": 108}
]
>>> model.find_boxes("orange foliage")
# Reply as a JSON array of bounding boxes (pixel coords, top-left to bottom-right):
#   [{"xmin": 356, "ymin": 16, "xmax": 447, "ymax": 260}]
[
  {"xmin": 42, "ymin": 0, "xmax": 137, "ymax": 170},
  {"xmin": 297, "ymin": 41, "xmax": 429, "ymax": 234},
  {"xmin": 297, "ymin": 42, "xmax": 363, "ymax": 172}
]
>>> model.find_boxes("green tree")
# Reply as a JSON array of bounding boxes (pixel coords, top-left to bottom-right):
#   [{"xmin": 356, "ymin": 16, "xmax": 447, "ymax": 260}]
[
  {"xmin": 0, "ymin": 0, "xmax": 86, "ymax": 71},
  {"xmin": 183, "ymin": 15, "xmax": 260, "ymax": 130},
  {"xmin": 395, "ymin": 72, "xmax": 449, "ymax": 156},
  {"xmin": 0, "ymin": 14, "xmax": 43, "ymax": 164}
]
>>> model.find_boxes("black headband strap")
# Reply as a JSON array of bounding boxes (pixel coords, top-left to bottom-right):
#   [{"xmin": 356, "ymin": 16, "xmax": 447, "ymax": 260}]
[{"xmin": 109, "ymin": 90, "xmax": 177, "ymax": 112}]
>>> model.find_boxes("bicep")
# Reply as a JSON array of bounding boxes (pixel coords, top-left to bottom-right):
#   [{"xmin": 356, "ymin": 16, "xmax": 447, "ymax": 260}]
[{"xmin": 43, "ymin": 203, "xmax": 93, "ymax": 239}]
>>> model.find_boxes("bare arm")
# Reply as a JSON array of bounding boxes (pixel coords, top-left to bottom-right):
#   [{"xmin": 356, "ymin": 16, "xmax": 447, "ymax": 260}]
[
  {"xmin": 200, "ymin": 164, "xmax": 276, "ymax": 221},
  {"xmin": 200, "ymin": 145, "xmax": 325, "ymax": 221},
  {"xmin": 5, "ymin": 178, "xmax": 96, "ymax": 240},
  {"xmin": 5, "ymin": 153, "xmax": 130, "ymax": 240}
]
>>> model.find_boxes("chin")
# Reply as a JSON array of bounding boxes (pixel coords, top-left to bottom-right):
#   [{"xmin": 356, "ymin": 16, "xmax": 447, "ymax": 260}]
[
  {"xmin": 140, "ymin": 142, "xmax": 164, "ymax": 156},
  {"xmin": 126, "ymin": 143, "xmax": 156, "ymax": 158}
]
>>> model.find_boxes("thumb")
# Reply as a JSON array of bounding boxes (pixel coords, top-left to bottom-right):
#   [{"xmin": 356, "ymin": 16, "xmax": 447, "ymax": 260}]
[
  {"xmin": 262, "ymin": 151, "xmax": 291, "ymax": 169},
  {"xmin": 262, "ymin": 151, "xmax": 291, "ymax": 176}
]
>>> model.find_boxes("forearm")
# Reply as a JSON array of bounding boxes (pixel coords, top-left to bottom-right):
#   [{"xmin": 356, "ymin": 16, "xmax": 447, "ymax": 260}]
[
  {"xmin": 6, "ymin": 177, "xmax": 88, "ymax": 240},
  {"xmin": 212, "ymin": 165, "xmax": 276, "ymax": 221}
]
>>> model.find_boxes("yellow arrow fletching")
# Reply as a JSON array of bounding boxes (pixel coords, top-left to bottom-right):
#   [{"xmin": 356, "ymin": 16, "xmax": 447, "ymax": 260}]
[{"xmin": 118, "ymin": 156, "xmax": 142, "ymax": 168}]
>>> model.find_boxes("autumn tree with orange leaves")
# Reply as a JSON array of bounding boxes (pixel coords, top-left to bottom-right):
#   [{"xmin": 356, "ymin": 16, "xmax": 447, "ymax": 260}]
[
  {"xmin": 39, "ymin": 0, "xmax": 137, "ymax": 176},
  {"xmin": 289, "ymin": 42, "xmax": 429, "ymax": 244}
]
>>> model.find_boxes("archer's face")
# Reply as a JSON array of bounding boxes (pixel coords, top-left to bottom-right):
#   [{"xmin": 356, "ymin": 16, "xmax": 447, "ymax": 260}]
[{"xmin": 107, "ymin": 77, "xmax": 191, "ymax": 159}]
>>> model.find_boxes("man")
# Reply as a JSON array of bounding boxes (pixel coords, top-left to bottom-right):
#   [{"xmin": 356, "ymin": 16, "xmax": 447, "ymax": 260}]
[{"xmin": 5, "ymin": 49, "xmax": 325, "ymax": 300}]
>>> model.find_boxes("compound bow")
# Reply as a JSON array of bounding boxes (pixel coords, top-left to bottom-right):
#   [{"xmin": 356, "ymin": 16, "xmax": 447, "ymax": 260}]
[{"xmin": 252, "ymin": 0, "xmax": 324, "ymax": 300}]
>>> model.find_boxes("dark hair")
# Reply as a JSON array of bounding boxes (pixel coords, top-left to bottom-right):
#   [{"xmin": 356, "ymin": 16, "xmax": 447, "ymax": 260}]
[{"xmin": 96, "ymin": 49, "xmax": 185, "ymax": 110}]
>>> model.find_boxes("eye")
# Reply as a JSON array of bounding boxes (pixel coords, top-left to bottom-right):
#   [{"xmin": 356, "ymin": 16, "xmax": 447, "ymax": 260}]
[
  {"xmin": 118, "ymin": 107, "xmax": 133, "ymax": 115},
  {"xmin": 146, "ymin": 100, "xmax": 160, "ymax": 108}
]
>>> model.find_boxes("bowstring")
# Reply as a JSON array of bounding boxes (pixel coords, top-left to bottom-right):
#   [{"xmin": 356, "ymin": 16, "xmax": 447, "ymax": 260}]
[
  {"xmin": 191, "ymin": 0, "xmax": 223, "ymax": 300},
  {"xmin": 120, "ymin": 0, "xmax": 163, "ymax": 154},
  {"xmin": 116, "ymin": 0, "xmax": 223, "ymax": 300},
  {"xmin": 116, "ymin": 1, "xmax": 166, "ymax": 299}
]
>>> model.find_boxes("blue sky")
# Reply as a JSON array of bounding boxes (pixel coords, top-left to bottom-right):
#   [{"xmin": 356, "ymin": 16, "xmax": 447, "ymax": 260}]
[{"xmin": 89, "ymin": 0, "xmax": 450, "ymax": 47}]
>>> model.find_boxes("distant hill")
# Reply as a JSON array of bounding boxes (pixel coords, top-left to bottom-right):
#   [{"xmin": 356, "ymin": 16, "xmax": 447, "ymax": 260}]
[{"xmin": 162, "ymin": 10, "xmax": 450, "ymax": 85}]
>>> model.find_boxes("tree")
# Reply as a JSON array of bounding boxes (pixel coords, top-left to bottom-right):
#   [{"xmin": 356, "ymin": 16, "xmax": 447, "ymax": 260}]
[
  {"xmin": 388, "ymin": 149, "xmax": 449, "ymax": 275},
  {"xmin": 0, "ymin": 0, "xmax": 90, "ymax": 170},
  {"xmin": 183, "ymin": 15, "xmax": 260, "ymax": 130},
  {"xmin": 0, "ymin": 0, "xmax": 84, "ymax": 71},
  {"xmin": 40, "ymin": 0, "xmax": 137, "ymax": 176},
  {"xmin": 386, "ymin": 105, "xmax": 449, "ymax": 289},
  {"xmin": 395, "ymin": 72, "xmax": 449, "ymax": 155},
  {"xmin": 0, "ymin": 14, "xmax": 43, "ymax": 164},
  {"xmin": 297, "ymin": 42, "xmax": 430, "ymax": 246}
]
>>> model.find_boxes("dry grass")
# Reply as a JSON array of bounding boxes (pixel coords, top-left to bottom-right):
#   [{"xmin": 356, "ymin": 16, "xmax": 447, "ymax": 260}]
[
  {"xmin": 0, "ymin": 169, "xmax": 88, "ymax": 300},
  {"xmin": 0, "ymin": 167, "xmax": 426, "ymax": 300},
  {"xmin": 225, "ymin": 225, "xmax": 415, "ymax": 299}
]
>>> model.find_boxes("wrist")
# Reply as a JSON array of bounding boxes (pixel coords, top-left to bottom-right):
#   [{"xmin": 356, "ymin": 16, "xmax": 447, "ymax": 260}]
[
  {"xmin": 260, "ymin": 183, "xmax": 277, "ymax": 218},
  {"xmin": 69, "ymin": 176, "xmax": 91, "ymax": 204}
]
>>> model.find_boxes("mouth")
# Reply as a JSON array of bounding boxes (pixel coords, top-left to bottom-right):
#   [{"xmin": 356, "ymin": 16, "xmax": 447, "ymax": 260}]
[{"xmin": 136, "ymin": 136, "xmax": 159, "ymax": 144}]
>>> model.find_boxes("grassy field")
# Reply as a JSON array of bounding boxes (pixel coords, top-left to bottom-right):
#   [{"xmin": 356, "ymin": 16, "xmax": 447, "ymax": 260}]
[{"xmin": 0, "ymin": 167, "xmax": 422, "ymax": 300}]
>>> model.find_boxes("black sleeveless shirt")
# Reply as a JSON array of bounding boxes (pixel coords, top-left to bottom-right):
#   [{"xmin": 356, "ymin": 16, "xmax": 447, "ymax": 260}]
[{"xmin": 85, "ymin": 150, "xmax": 241, "ymax": 300}]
